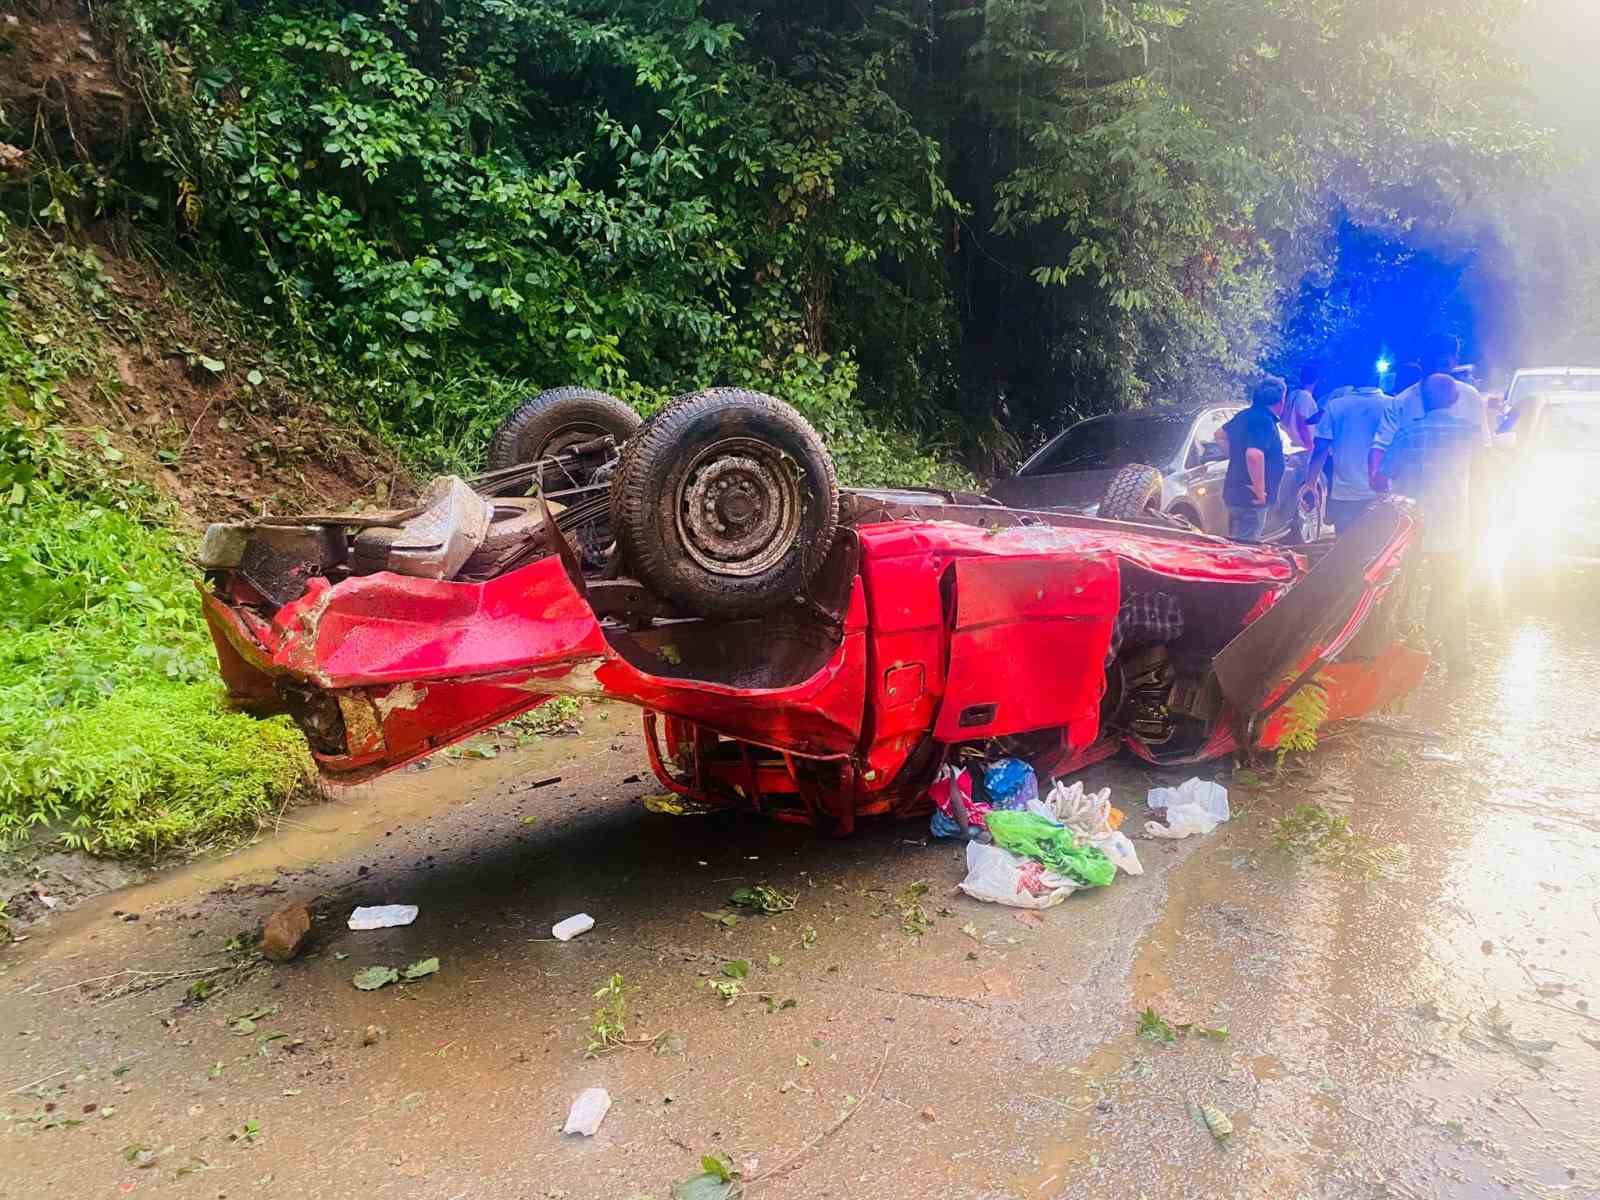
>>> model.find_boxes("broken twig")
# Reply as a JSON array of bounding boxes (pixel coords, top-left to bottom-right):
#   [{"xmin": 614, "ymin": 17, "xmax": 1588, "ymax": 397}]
[{"xmin": 746, "ymin": 999, "xmax": 900, "ymax": 1185}]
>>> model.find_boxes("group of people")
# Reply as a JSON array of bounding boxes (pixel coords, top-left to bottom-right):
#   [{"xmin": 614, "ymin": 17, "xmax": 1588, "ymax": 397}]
[{"xmin": 1217, "ymin": 333, "xmax": 1486, "ymax": 673}]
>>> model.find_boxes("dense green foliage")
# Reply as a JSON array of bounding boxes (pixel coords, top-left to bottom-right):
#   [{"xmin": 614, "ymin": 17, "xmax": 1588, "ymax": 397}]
[
  {"xmin": 79, "ymin": 0, "xmax": 1547, "ymax": 469},
  {"xmin": 99, "ymin": 0, "xmax": 969, "ymax": 482},
  {"xmin": 0, "ymin": 227, "xmax": 312, "ymax": 854}
]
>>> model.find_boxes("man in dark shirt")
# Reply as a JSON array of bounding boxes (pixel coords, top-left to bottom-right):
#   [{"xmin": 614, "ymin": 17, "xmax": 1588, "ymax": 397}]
[{"xmin": 1219, "ymin": 377, "xmax": 1288, "ymax": 542}]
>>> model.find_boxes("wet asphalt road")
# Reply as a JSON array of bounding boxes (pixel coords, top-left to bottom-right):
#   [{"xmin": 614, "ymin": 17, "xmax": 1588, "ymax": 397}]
[{"xmin": 3, "ymin": 575, "xmax": 1600, "ymax": 1199}]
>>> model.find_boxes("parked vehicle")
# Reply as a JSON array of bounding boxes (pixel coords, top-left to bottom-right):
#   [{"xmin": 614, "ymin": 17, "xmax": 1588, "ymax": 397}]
[
  {"xmin": 988, "ymin": 404, "xmax": 1324, "ymax": 542},
  {"xmin": 1492, "ymin": 388, "xmax": 1600, "ymax": 565},
  {"xmin": 198, "ymin": 389, "xmax": 1424, "ymax": 833},
  {"xmin": 1503, "ymin": 366, "xmax": 1600, "ymax": 414}
]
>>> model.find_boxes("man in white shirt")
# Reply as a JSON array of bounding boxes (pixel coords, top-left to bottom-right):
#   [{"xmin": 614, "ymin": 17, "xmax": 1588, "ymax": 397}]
[
  {"xmin": 1285, "ymin": 365, "xmax": 1322, "ymax": 451},
  {"xmin": 1299, "ymin": 382, "xmax": 1389, "ymax": 532},
  {"xmin": 1370, "ymin": 334, "xmax": 1489, "ymax": 487}
]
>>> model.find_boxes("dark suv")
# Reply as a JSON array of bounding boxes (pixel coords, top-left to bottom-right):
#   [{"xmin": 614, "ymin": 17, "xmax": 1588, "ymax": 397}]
[{"xmin": 989, "ymin": 404, "xmax": 1322, "ymax": 542}]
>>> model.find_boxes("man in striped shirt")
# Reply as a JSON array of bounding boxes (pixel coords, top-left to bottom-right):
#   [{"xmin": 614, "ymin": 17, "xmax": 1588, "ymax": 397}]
[{"xmin": 1374, "ymin": 373, "xmax": 1483, "ymax": 674}]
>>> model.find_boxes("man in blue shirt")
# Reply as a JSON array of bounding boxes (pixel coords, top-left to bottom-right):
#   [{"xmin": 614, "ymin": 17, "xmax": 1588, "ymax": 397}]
[
  {"xmin": 1375, "ymin": 373, "xmax": 1483, "ymax": 673},
  {"xmin": 1219, "ymin": 377, "xmax": 1287, "ymax": 542}
]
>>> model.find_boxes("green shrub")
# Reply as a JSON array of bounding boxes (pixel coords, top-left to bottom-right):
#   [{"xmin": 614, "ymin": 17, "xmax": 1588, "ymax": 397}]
[{"xmin": 3, "ymin": 682, "xmax": 311, "ymax": 856}]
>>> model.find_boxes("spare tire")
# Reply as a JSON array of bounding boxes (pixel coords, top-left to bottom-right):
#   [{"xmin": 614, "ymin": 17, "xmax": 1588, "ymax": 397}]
[
  {"xmin": 1098, "ymin": 463, "xmax": 1168, "ymax": 526},
  {"xmin": 485, "ymin": 387, "xmax": 641, "ymax": 488},
  {"xmin": 613, "ymin": 389, "xmax": 839, "ymax": 619}
]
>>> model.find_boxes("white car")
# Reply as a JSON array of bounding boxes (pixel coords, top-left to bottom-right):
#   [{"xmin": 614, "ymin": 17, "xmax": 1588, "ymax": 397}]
[
  {"xmin": 1504, "ymin": 366, "xmax": 1600, "ymax": 414},
  {"xmin": 1494, "ymin": 385, "xmax": 1600, "ymax": 566}
]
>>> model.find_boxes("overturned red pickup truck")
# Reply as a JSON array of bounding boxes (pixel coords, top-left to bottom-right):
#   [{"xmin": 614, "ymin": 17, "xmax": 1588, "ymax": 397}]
[{"xmin": 199, "ymin": 388, "xmax": 1427, "ymax": 833}]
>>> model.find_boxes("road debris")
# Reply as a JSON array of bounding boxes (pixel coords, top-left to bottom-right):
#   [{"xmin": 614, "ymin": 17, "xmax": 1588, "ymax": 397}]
[
  {"xmin": 551, "ymin": 913, "xmax": 595, "ymax": 941},
  {"xmin": 352, "ymin": 966, "xmax": 400, "ymax": 991},
  {"xmin": 728, "ymin": 884, "xmax": 795, "ymax": 914},
  {"xmin": 1461, "ymin": 1004, "xmax": 1557, "ymax": 1070},
  {"xmin": 512, "ymin": 775, "xmax": 563, "ymax": 791},
  {"xmin": 1034, "ymin": 779, "xmax": 1143, "ymax": 875},
  {"xmin": 347, "ymin": 904, "xmax": 418, "ymax": 930},
  {"xmin": 958, "ymin": 840, "xmax": 1076, "ymax": 908},
  {"xmin": 1199, "ymin": 1101, "xmax": 1234, "ymax": 1144},
  {"xmin": 929, "ymin": 759, "xmax": 1037, "ymax": 839},
  {"xmin": 259, "ymin": 901, "xmax": 312, "ymax": 962},
  {"xmin": 402, "ymin": 956, "xmax": 439, "ymax": 980},
  {"xmin": 1144, "ymin": 778, "xmax": 1230, "ymax": 839},
  {"xmin": 562, "ymin": 1087, "xmax": 612, "ymax": 1136},
  {"xmin": 986, "ymin": 810, "xmax": 1116, "ymax": 886},
  {"xmin": 362, "ymin": 1025, "xmax": 384, "ymax": 1046},
  {"xmin": 671, "ymin": 1152, "xmax": 743, "ymax": 1199}
]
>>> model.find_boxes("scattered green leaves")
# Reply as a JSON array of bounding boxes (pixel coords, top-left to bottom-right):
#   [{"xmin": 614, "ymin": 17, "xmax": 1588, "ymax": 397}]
[
  {"xmin": 671, "ymin": 1150, "xmax": 743, "ymax": 1199},
  {"xmin": 1275, "ymin": 682, "xmax": 1329, "ymax": 768},
  {"xmin": 1136, "ymin": 1008, "xmax": 1177, "ymax": 1043},
  {"xmin": 230, "ymin": 1003, "xmax": 279, "ymax": 1033},
  {"xmin": 402, "ymin": 957, "xmax": 439, "ymax": 981},
  {"xmin": 586, "ymin": 973, "xmax": 630, "ymax": 1058},
  {"xmin": 1271, "ymin": 803, "xmax": 1409, "ymax": 880},
  {"xmin": 728, "ymin": 884, "xmax": 795, "ymax": 915},
  {"xmin": 352, "ymin": 966, "xmax": 399, "ymax": 992}
]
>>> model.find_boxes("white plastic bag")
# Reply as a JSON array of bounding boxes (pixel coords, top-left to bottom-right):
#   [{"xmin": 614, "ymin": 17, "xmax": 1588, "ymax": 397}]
[
  {"xmin": 1026, "ymin": 778, "xmax": 1142, "ymax": 875},
  {"xmin": 1144, "ymin": 778, "xmax": 1230, "ymax": 839},
  {"xmin": 957, "ymin": 840, "xmax": 1076, "ymax": 909},
  {"xmin": 552, "ymin": 913, "xmax": 594, "ymax": 941},
  {"xmin": 1091, "ymin": 830, "xmax": 1144, "ymax": 875},
  {"xmin": 562, "ymin": 1087, "xmax": 611, "ymax": 1136},
  {"xmin": 1030, "ymin": 779, "xmax": 1114, "ymax": 836},
  {"xmin": 347, "ymin": 904, "xmax": 419, "ymax": 930}
]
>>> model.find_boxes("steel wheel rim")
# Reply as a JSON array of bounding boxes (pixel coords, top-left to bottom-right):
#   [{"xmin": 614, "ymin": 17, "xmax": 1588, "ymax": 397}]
[
  {"xmin": 524, "ymin": 421, "xmax": 610, "ymax": 464},
  {"xmin": 675, "ymin": 437, "xmax": 806, "ymax": 577}
]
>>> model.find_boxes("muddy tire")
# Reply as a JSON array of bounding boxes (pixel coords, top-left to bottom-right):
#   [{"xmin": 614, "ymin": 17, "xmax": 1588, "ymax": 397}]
[
  {"xmin": 1098, "ymin": 463, "xmax": 1167, "ymax": 525},
  {"xmin": 485, "ymin": 386, "xmax": 641, "ymax": 483},
  {"xmin": 613, "ymin": 389, "xmax": 839, "ymax": 619}
]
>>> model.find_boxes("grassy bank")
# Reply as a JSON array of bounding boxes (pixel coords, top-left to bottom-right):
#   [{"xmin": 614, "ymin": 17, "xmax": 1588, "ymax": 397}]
[{"xmin": 0, "ymin": 223, "xmax": 313, "ymax": 856}]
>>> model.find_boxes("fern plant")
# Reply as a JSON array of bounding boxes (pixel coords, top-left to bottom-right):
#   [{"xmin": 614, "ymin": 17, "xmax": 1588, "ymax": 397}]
[{"xmin": 1275, "ymin": 681, "xmax": 1330, "ymax": 770}]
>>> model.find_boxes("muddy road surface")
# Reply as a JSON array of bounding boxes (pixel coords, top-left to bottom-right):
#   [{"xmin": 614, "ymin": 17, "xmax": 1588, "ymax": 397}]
[{"xmin": 4, "ymin": 585, "xmax": 1600, "ymax": 1199}]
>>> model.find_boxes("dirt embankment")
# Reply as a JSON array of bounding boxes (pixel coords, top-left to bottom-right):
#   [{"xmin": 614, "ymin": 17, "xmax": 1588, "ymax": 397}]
[
  {"xmin": 4, "ymin": 3, "xmax": 410, "ymax": 522},
  {"xmin": 51, "ymin": 241, "xmax": 412, "ymax": 523}
]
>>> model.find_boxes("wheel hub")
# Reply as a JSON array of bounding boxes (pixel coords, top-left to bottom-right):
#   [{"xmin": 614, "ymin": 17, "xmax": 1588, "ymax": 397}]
[{"xmin": 678, "ymin": 442, "xmax": 804, "ymax": 577}]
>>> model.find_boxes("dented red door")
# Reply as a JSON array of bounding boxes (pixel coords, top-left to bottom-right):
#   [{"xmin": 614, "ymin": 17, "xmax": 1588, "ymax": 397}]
[{"xmin": 933, "ymin": 553, "xmax": 1119, "ymax": 746}]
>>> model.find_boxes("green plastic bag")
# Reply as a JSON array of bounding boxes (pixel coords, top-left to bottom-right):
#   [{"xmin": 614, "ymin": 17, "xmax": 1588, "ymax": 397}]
[{"xmin": 985, "ymin": 810, "xmax": 1116, "ymax": 888}]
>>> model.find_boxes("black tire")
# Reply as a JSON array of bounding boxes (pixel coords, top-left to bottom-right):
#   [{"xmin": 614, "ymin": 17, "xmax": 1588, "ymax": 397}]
[
  {"xmin": 485, "ymin": 386, "xmax": 641, "ymax": 483},
  {"xmin": 1166, "ymin": 504, "xmax": 1203, "ymax": 533},
  {"xmin": 1098, "ymin": 463, "xmax": 1167, "ymax": 524},
  {"xmin": 608, "ymin": 391, "xmax": 695, "ymax": 534},
  {"xmin": 613, "ymin": 388, "xmax": 839, "ymax": 619}
]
